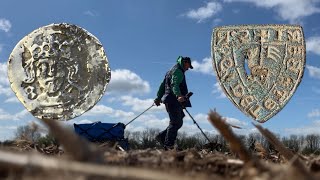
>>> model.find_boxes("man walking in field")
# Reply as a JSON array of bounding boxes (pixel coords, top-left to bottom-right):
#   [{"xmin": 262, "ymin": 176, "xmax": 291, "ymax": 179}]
[{"xmin": 154, "ymin": 56, "xmax": 193, "ymax": 150}]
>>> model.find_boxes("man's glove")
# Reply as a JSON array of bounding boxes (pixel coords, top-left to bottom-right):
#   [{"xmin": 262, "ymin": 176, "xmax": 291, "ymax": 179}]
[
  {"xmin": 154, "ymin": 98, "xmax": 161, "ymax": 106},
  {"xmin": 177, "ymin": 96, "xmax": 186, "ymax": 102},
  {"xmin": 180, "ymin": 92, "xmax": 193, "ymax": 108}
]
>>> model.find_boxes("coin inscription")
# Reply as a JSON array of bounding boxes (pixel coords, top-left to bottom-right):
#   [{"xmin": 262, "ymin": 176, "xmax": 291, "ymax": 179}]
[
  {"xmin": 212, "ymin": 25, "xmax": 305, "ymax": 122},
  {"xmin": 8, "ymin": 23, "xmax": 111, "ymax": 121}
]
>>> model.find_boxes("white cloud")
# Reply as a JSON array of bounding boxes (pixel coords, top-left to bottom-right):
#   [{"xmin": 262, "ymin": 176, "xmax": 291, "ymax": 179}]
[
  {"xmin": 124, "ymin": 110, "xmax": 212, "ymax": 135},
  {"xmin": 213, "ymin": 18, "xmax": 222, "ymax": 25},
  {"xmin": 308, "ymin": 109, "xmax": 320, "ymax": 118},
  {"xmin": 125, "ymin": 114, "xmax": 169, "ymax": 132},
  {"xmin": 180, "ymin": 123, "xmax": 215, "ymax": 135},
  {"xmin": 13, "ymin": 109, "xmax": 29, "ymax": 120},
  {"xmin": 185, "ymin": 113, "xmax": 212, "ymax": 125},
  {"xmin": 125, "ymin": 125, "xmax": 146, "ymax": 133},
  {"xmin": 185, "ymin": 2, "xmax": 222, "ymax": 23},
  {"xmin": 4, "ymin": 96, "xmax": 19, "ymax": 103},
  {"xmin": 77, "ymin": 119, "xmax": 94, "ymax": 124},
  {"xmin": 119, "ymin": 95, "xmax": 165, "ymax": 112},
  {"xmin": 224, "ymin": 0, "xmax": 320, "ymax": 23},
  {"xmin": 0, "ymin": 125, "xmax": 18, "ymax": 141},
  {"xmin": 184, "ymin": 116, "xmax": 243, "ymax": 135},
  {"xmin": 84, "ymin": 104, "xmax": 135, "ymax": 119},
  {"xmin": 135, "ymin": 116, "xmax": 169, "ymax": 129},
  {"xmin": 212, "ymin": 82, "xmax": 226, "ymax": 98},
  {"xmin": 0, "ymin": 85, "xmax": 12, "ymax": 97},
  {"xmin": 193, "ymin": 113, "xmax": 209, "ymax": 123},
  {"xmin": 306, "ymin": 65, "xmax": 320, "ymax": 79},
  {"xmin": 224, "ymin": 116, "xmax": 248, "ymax": 127},
  {"xmin": 0, "ymin": 63, "xmax": 13, "ymax": 97},
  {"xmin": 0, "ymin": 108, "xmax": 29, "ymax": 121},
  {"xmin": 191, "ymin": 57, "xmax": 215, "ymax": 75},
  {"xmin": 125, "ymin": 113, "xmax": 215, "ymax": 135},
  {"xmin": 120, "ymin": 96, "xmax": 155, "ymax": 111},
  {"xmin": 0, "ymin": 18, "xmax": 11, "ymax": 32},
  {"xmin": 111, "ymin": 107, "xmax": 249, "ymax": 137},
  {"xmin": 190, "ymin": 112, "xmax": 247, "ymax": 128},
  {"xmin": 107, "ymin": 69, "xmax": 151, "ymax": 95},
  {"xmin": 0, "ymin": 125, "xmax": 17, "ymax": 130},
  {"xmin": 126, "ymin": 111, "xmax": 166, "ymax": 124},
  {"xmin": 83, "ymin": 10, "xmax": 99, "ymax": 17},
  {"xmin": 188, "ymin": 111, "xmax": 251, "ymax": 135},
  {"xmin": 306, "ymin": 36, "xmax": 320, "ymax": 56},
  {"xmin": 0, "ymin": 62, "xmax": 9, "ymax": 86},
  {"xmin": 0, "ymin": 108, "xmax": 11, "ymax": 120},
  {"xmin": 285, "ymin": 120, "xmax": 320, "ymax": 135}
]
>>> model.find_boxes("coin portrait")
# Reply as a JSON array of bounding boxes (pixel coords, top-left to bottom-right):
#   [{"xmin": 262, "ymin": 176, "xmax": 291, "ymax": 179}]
[{"xmin": 8, "ymin": 23, "xmax": 111, "ymax": 121}]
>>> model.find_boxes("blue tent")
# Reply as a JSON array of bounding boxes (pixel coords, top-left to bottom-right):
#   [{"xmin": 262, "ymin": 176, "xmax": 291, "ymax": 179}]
[{"xmin": 74, "ymin": 122, "xmax": 128, "ymax": 149}]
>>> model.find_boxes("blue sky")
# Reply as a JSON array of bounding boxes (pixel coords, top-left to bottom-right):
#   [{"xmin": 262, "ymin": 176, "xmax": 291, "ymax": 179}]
[{"xmin": 1, "ymin": 0, "xmax": 320, "ymax": 141}]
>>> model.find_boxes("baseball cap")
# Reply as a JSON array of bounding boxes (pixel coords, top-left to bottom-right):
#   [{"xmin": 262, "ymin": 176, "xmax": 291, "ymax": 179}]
[{"xmin": 182, "ymin": 56, "xmax": 193, "ymax": 69}]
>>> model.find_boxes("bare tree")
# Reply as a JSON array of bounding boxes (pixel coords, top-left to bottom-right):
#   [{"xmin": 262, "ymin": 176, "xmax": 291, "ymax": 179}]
[
  {"xmin": 15, "ymin": 122, "xmax": 41, "ymax": 143},
  {"xmin": 282, "ymin": 135, "xmax": 300, "ymax": 152},
  {"xmin": 120, "ymin": 128, "xmax": 320, "ymax": 155},
  {"xmin": 177, "ymin": 132, "xmax": 200, "ymax": 149},
  {"xmin": 140, "ymin": 128, "xmax": 159, "ymax": 148},
  {"xmin": 303, "ymin": 134, "xmax": 320, "ymax": 154}
]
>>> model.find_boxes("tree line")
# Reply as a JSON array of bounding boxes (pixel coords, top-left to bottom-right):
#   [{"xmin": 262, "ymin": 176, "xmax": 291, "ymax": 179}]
[
  {"xmin": 125, "ymin": 128, "xmax": 320, "ymax": 154},
  {"xmin": 1, "ymin": 123, "xmax": 320, "ymax": 155}
]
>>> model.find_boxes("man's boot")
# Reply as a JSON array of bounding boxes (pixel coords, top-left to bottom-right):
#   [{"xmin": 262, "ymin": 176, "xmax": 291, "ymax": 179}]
[{"xmin": 155, "ymin": 134, "xmax": 165, "ymax": 146}]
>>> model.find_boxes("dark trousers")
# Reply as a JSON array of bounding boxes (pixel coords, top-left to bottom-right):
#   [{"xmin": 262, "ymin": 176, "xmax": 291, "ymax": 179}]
[{"xmin": 157, "ymin": 102, "xmax": 185, "ymax": 147}]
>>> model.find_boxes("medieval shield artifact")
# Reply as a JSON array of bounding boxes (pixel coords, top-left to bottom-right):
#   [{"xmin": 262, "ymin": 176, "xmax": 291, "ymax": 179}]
[
  {"xmin": 212, "ymin": 25, "xmax": 305, "ymax": 122},
  {"xmin": 8, "ymin": 23, "xmax": 111, "ymax": 121}
]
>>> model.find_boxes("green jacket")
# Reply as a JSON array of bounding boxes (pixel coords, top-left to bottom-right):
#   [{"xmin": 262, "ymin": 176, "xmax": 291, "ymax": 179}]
[{"xmin": 156, "ymin": 56, "xmax": 186, "ymax": 100}]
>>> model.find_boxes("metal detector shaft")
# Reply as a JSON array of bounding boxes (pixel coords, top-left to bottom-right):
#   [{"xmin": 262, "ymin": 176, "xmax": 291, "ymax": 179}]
[
  {"xmin": 184, "ymin": 108, "xmax": 211, "ymax": 143},
  {"xmin": 125, "ymin": 104, "xmax": 154, "ymax": 127}
]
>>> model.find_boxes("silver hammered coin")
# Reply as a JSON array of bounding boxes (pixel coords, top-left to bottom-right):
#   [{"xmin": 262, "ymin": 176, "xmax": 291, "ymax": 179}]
[
  {"xmin": 8, "ymin": 23, "xmax": 111, "ymax": 121},
  {"xmin": 212, "ymin": 24, "xmax": 305, "ymax": 123}
]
